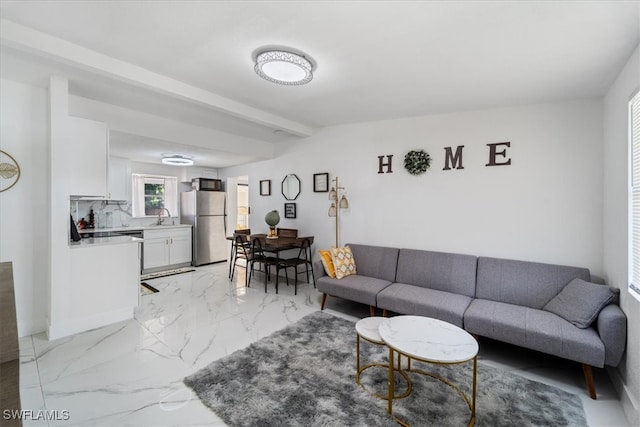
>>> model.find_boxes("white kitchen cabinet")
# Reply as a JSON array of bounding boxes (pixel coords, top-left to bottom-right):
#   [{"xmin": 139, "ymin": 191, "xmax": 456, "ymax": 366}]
[
  {"xmin": 108, "ymin": 156, "xmax": 131, "ymax": 201},
  {"xmin": 67, "ymin": 116, "xmax": 108, "ymax": 197},
  {"xmin": 184, "ymin": 167, "xmax": 218, "ymax": 182},
  {"xmin": 143, "ymin": 235, "xmax": 170, "ymax": 270},
  {"xmin": 58, "ymin": 239, "xmax": 141, "ymax": 339},
  {"xmin": 169, "ymin": 229, "xmax": 193, "ymax": 265},
  {"xmin": 143, "ymin": 227, "xmax": 192, "ymax": 272}
]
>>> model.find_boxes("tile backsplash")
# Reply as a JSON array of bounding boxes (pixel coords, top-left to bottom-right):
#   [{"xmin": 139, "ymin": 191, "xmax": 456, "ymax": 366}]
[{"xmin": 70, "ymin": 200, "xmax": 167, "ymax": 229}]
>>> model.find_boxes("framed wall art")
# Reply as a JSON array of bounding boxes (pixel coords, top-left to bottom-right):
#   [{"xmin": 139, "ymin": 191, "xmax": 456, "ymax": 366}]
[
  {"xmin": 313, "ymin": 172, "xmax": 329, "ymax": 193},
  {"xmin": 259, "ymin": 180, "xmax": 271, "ymax": 196},
  {"xmin": 0, "ymin": 150, "xmax": 21, "ymax": 193},
  {"xmin": 284, "ymin": 202, "xmax": 297, "ymax": 219}
]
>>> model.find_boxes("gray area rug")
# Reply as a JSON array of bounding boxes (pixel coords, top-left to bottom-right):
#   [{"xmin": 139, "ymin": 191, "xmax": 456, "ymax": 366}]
[{"xmin": 184, "ymin": 311, "xmax": 587, "ymax": 426}]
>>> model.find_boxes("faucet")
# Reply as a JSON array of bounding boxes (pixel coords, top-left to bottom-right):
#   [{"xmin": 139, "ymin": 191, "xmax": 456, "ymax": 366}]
[{"xmin": 157, "ymin": 208, "xmax": 172, "ymax": 225}]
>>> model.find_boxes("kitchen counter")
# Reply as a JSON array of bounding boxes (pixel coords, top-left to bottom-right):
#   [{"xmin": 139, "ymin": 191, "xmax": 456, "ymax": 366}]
[
  {"xmin": 78, "ymin": 224, "xmax": 192, "ymax": 234},
  {"xmin": 70, "ymin": 236, "xmax": 143, "ymax": 248}
]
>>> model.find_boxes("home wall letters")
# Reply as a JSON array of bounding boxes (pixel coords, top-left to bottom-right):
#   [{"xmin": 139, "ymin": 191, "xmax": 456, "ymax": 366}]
[
  {"xmin": 443, "ymin": 145, "xmax": 464, "ymax": 170},
  {"xmin": 377, "ymin": 155, "xmax": 394, "ymax": 174},
  {"xmin": 377, "ymin": 142, "xmax": 512, "ymax": 174},
  {"xmin": 485, "ymin": 142, "xmax": 512, "ymax": 166}
]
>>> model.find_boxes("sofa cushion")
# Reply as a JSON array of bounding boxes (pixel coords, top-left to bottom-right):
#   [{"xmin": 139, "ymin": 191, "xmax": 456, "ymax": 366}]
[
  {"xmin": 331, "ymin": 246, "xmax": 357, "ymax": 279},
  {"xmin": 464, "ymin": 299, "xmax": 605, "ymax": 367},
  {"xmin": 543, "ymin": 278, "xmax": 617, "ymax": 328},
  {"xmin": 318, "ymin": 250, "xmax": 336, "ymax": 278},
  {"xmin": 395, "ymin": 249, "xmax": 477, "ymax": 297},
  {"xmin": 475, "ymin": 257, "xmax": 591, "ymax": 309},
  {"xmin": 316, "ymin": 275, "xmax": 391, "ymax": 307},
  {"xmin": 376, "ymin": 283, "xmax": 472, "ymax": 328},
  {"xmin": 346, "ymin": 244, "xmax": 399, "ymax": 282}
]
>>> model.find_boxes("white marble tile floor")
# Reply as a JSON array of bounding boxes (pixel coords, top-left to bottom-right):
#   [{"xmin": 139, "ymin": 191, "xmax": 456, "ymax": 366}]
[{"xmin": 18, "ymin": 263, "xmax": 630, "ymax": 426}]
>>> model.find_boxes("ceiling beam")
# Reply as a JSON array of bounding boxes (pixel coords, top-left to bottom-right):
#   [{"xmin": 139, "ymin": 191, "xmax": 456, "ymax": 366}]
[
  {"xmin": 69, "ymin": 95, "xmax": 276, "ymax": 160},
  {"xmin": 0, "ymin": 18, "xmax": 315, "ymax": 137}
]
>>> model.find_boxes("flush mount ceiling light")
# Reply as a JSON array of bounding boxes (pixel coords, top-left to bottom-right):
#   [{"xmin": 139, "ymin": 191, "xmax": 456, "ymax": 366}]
[
  {"xmin": 254, "ymin": 50, "xmax": 313, "ymax": 85},
  {"xmin": 162, "ymin": 154, "xmax": 194, "ymax": 166}
]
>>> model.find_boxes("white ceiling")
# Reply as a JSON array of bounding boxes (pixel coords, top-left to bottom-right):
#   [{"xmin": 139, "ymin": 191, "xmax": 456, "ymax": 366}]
[{"xmin": 1, "ymin": 1, "xmax": 639, "ymax": 168}]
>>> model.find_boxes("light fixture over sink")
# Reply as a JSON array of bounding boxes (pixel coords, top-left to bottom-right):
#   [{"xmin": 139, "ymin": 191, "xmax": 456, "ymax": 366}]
[
  {"xmin": 162, "ymin": 154, "xmax": 194, "ymax": 166},
  {"xmin": 254, "ymin": 50, "xmax": 313, "ymax": 85}
]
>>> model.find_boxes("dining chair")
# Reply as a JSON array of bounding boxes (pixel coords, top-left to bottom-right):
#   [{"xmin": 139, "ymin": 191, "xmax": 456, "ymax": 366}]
[
  {"xmin": 249, "ymin": 237, "xmax": 278, "ymax": 292},
  {"xmin": 229, "ymin": 229, "xmax": 251, "ymax": 279},
  {"xmin": 277, "ymin": 228, "xmax": 298, "ymax": 238},
  {"xmin": 280, "ymin": 238, "xmax": 315, "ymax": 295},
  {"xmin": 230, "ymin": 233, "xmax": 252, "ymax": 284}
]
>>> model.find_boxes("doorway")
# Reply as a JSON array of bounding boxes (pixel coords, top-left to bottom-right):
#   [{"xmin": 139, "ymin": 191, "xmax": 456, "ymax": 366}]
[
  {"xmin": 236, "ymin": 183, "xmax": 249, "ymax": 230},
  {"xmin": 225, "ymin": 175, "xmax": 249, "ymax": 233}
]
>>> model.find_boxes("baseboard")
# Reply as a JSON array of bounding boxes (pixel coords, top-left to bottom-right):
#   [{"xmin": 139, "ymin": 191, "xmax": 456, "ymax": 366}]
[
  {"xmin": 47, "ymin": 307, "xmax": 134, "ymax": 340},
  {"xmin": 17, "ymin": 317, "xmax": 47, "ymax": 338},
  {"xmin": 607, "ymin": 366, "xmax": 640, "ymax": 426}
]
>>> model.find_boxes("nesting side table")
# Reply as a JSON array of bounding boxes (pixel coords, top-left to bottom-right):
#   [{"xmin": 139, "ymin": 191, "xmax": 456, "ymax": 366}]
[
  {"xmin": 355, "ymin": 316, "xmax": 411, "ymax": 400},
  {"xmin": 379, "ymin": 316, "xmax": 479, "ymax": 426}
]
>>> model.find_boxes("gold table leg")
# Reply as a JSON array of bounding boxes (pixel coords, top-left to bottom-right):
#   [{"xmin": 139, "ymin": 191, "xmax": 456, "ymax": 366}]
[
  {"xmin": 356, "ymin": 334, "xmax": 361, "ymax": 373},
  {"xmin": 356, "ymin": 333, "xmax": 411, "ymax": 401},
  {"xmin": 470, "ymin": 356, "xmax": 477, "ymax": 426},
  {"xmin": 388, "ymin": 346, "xmax": 394, "ymax": 414},
  {"xmin": 386, "ymin": 353, "xmax": 478, "ymax": 427}
]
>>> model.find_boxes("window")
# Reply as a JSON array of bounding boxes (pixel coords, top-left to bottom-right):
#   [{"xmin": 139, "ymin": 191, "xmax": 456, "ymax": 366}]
[
  {"xmin": 132, "ymin": 174, "xmax": 178, "ymax": 218},
  {"xmin": 629, "ymin": 90, "xmax": 640, "ymax": 302}
]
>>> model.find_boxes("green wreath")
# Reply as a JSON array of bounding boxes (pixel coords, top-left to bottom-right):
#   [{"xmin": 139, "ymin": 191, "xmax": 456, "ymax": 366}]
[{"xmin": 404, "ymin": 150, "xmax": 431, "ymax": 175}]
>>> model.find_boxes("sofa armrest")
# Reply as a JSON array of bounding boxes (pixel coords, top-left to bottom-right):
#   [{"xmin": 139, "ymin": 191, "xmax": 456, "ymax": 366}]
[{"xmin": 597, "ymin": 303, "xmax": 627, "ymax": 367}]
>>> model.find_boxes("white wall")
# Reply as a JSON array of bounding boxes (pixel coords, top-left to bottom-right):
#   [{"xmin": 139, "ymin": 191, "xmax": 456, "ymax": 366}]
[
  {"xmin": 221, "ymin": 99, "xmax": 604, "ymax": 275},
  {"xmin": 603, "ymin": 44, "xmax": 640, "ymax": 426},
  {"xmin": 0, "ymin": 78, "xmax": 48, "ymax": 336}
]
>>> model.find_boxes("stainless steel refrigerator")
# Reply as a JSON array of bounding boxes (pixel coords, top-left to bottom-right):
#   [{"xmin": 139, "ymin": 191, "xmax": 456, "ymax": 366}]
[{"xmin": 180, "ymin": 190, "xmax": 227, "ymax": 266}]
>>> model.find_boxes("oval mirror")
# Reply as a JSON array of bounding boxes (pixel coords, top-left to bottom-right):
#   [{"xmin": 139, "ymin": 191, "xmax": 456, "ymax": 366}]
[{"xmin": 281, "ymin": 174, "xmax": 301, "ymax": 200}]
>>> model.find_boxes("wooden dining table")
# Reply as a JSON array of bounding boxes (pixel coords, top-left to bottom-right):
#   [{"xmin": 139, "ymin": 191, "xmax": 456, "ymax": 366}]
[{"xmin": 227, "ymin": 234, "xmax": 314, "ymax": 290}]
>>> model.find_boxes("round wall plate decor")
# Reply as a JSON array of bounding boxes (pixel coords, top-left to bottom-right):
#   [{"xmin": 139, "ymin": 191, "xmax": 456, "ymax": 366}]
[{"xmin": 0, "ymin": 150, "xmax": 21, "ymax": 192}]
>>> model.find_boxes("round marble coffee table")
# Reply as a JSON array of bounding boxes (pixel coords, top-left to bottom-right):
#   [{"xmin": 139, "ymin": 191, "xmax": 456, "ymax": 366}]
[
  {"xmin": 355, "ymin": 317, "xmax": 411, "ymax": 400},
  {"xmin": 379, "ymin": 315, "xmax": 479, "ymax": 426}
]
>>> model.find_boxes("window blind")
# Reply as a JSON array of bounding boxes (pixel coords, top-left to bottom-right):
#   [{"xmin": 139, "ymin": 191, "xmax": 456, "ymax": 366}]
[{"xmin": 630, "ymin": 91, "xmax": 640, "ymax": 301}]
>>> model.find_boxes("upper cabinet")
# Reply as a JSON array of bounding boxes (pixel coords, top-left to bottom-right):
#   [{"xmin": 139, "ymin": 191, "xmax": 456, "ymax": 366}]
[
  {"xmin": 108, "ymin": 156, "xmax": 132, "ymax": 201},
  {"xmin": 183, "ymin": 167, "xmax": 218, "ymax": 183},
  {"xmin": 67, "ymin": 116, "xmax": 108, "ymax": 197}
]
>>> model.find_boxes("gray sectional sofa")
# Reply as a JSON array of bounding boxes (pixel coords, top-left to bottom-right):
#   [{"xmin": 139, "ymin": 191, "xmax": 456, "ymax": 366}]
[{"xmin": 317, "ymin": 243, "xmax": 627, "ymax": 399}]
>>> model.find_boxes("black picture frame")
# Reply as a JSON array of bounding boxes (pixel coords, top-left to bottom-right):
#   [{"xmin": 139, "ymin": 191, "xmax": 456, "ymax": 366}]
[
  {"xmin": 284, "ymin": 202, "xmax": 296, "ymax": 219},
  {"xmin": 259, "ymin": 180, "xmax": 271, "ymax": 196},
  {"xmin": 313, "ymin": 173, "xmax": 329, "ymax": 193}
]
